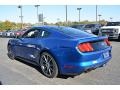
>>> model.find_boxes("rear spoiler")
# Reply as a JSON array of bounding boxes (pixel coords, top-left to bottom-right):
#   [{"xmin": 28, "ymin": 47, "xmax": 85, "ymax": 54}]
[{"xmin": 77, "ymin": 36, "xmax": 108, "ymax": 44}]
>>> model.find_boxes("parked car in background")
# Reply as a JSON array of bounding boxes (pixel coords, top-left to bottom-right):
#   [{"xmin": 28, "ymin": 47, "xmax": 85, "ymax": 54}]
[
  {"xmin": 2, "ymin": 30, "xmax": 8, "ymax": 37},
  {"xmin": 84, "ymin": 24, "xmax": 101, "ymax": 35},
  {"xmin": 6, "ymin": 30, "xmax": 15, "ymax": 38},
  {"xmin": 71, "ymin": 24, "xmax": 101, "ymax": 35},
  {"xmin": 0, "ymin": 29, "xmax": 28, "ymax": 38},
  {"xmin": 100, "ymin": 22, "xmax": 120, "ymax": 41},
  {"xmin": 14, "ymin": 29, "xmax": 27, "ymax": 37},
  {"xmin": 1, "ymin": 30, "xmax": 15, "ymax": 38},
  {"xmin": 8, "ymin": 25, "xmax": 112, "ymax": 78},
  {"xmin": 71, "ymin": 24, "xmax": 92, "ymax": 33}
]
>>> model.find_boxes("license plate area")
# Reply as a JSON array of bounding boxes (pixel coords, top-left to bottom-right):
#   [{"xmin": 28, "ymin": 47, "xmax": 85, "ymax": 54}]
[{"xmin": 103, "ymin": 51, "xmax": 109, "ymax": 59}]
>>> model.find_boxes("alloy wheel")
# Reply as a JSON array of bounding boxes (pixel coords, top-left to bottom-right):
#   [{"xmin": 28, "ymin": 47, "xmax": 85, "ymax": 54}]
[{"xmin": 40, "ymin": 52, "xmax": 58, "ymax": 78}]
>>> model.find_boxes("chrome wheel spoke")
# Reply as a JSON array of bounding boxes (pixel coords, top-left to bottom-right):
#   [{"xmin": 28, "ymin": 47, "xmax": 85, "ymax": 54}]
[
  {"xmin": 48, "ymin": 68, "xmax": 52, "ymax": 75},
  {"xmin": 41, "ymin": 65, "xmax": 47, "ymax": 70},
  {"xmin": 43, "ymin": 55, "xmax": 47, "ymax": 63}
]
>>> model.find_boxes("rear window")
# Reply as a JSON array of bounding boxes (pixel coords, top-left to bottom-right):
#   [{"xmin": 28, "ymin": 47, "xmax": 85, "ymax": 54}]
[{"xmin": 56, "ymin": 27, "xmax": 94, "ymax": 37}]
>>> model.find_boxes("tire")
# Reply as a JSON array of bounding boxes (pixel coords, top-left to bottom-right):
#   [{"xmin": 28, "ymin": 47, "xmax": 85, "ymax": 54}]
[
  {"xmin": 40, "ymin": 52, "xmax": 58, "ymax": 78},
  {"xmin": 7, "ymin": 45, "xmax": 15, "ymax": 60}
]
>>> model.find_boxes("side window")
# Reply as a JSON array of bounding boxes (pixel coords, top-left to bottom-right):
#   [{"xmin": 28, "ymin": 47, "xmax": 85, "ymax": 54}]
[{"xmin": 22, "ymin": 29, "xmax": 39, "ymax": 38}]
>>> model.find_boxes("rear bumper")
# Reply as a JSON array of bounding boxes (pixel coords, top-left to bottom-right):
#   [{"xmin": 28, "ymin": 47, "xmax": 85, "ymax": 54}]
[
  {"xmin": 59, "ymin": 47, "xmax": 112, "ymax": 75},
  {"xmin": 61, "ymin": 57, "xmax": 111, "ymax": 75},
  {"xmin": 79, "ymin": 56, "xmax": 111, "ymax": 74}
]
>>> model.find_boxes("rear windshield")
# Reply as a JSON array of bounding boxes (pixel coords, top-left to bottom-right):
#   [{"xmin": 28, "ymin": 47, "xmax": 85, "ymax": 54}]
[{"xmin": 53, "ymin": 27, "xmax": 95, "ymax": 38}]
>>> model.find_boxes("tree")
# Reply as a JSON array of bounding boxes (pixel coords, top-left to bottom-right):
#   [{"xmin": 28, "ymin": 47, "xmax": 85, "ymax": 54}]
[{"xmin": 4, "ymin": 20, "xmax": 13, "ymax": 30}]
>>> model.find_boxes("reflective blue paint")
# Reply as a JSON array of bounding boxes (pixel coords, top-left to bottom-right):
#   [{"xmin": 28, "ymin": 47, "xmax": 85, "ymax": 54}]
[
  {"xmin": 80, "ymin": 61, "xmax": 97, "ymax": 67},
  {"xmin": 8, "ymin": 26, "xmax": 112, "ymax": 75}
]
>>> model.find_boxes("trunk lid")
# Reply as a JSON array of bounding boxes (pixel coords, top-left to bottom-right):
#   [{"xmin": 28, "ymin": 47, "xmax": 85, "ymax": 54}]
[{"xmin": 76, "ymin": 36, "xmax": 110, "ymax": 52}]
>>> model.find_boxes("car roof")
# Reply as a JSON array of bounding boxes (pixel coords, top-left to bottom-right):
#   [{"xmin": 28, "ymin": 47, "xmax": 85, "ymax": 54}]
[
  {"xmin": 32, "ymin": 25, "xmax": 96, "ymax": 39},
  {"xmin": 33, "ymin": 25, "xmax": 66, "ymax": 32}
]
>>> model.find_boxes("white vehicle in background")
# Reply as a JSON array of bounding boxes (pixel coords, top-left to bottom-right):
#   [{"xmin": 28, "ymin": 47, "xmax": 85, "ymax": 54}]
[{"xmin": 100, "ymin": 22, "xmax": 120, "ymax": 40}]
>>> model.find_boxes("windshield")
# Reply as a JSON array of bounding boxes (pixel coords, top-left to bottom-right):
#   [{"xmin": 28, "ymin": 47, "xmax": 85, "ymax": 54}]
[{"xmin": 106, "ymin": 22, "xmax": 120, "ymax": 26}]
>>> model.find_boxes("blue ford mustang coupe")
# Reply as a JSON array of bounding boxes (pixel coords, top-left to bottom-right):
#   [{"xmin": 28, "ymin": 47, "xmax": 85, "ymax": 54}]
[{"xmin": 7, "ymin": 26, "xmax": 112, "ymax": 78}]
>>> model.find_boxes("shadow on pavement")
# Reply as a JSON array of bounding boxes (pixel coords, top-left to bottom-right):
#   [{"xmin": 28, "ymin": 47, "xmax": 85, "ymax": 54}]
[
  {"xmin": 0, "ymin": 81, "xmax": 2, "ymax": 85},
  {"xmin": 14, "ymin": 58, "xmax": 77, "ymax": 79}
]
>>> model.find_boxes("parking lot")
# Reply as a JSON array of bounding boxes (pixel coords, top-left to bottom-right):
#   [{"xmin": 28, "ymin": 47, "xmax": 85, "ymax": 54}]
[{"xmin": 0, "ymin": 38, "xmax": 120, "ymax": 85}]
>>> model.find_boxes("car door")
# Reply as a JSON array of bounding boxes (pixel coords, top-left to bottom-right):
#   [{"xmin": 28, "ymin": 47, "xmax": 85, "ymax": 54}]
[{"xmin": 16, "ymin": 29, "xmax": 41, "ymax": 61}]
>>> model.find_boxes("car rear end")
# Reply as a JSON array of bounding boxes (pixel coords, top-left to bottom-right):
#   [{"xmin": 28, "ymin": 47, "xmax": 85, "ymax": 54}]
[
  {"xmin": 47, "ymin": 26, "xmax": 112, "ymax": 75},
  {"xmin": 59, "ymin": 36, "xmax": 112, "ymax": 75}
]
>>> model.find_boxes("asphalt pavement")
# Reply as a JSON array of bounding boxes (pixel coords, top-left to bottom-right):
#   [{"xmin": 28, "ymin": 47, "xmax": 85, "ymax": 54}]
[{"xmin": 0, "ymin": 38, "xmax": 120, "ymax": 85}]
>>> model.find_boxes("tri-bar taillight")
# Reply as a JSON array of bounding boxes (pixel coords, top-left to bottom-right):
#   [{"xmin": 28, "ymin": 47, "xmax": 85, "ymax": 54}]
[
  {"xmin": 78, "ymin": 38, "xmax": 110, "ymax": 52},
  {"xmin": 104, "ymin": 39, "xmax": 111, "ymax": 46},
  {"xmin": 78, "ymin": 42, "xmax": 94, "ymax": 52}
]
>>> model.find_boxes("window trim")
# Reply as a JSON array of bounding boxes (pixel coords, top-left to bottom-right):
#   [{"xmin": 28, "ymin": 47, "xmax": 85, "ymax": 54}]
[
  {"xmin": 22, "ymin": 28, "xmax": 37, "ymax": 38},
  {"xmin": 21, "ymin": 27, "xmax": 50, "ymax": 38}
]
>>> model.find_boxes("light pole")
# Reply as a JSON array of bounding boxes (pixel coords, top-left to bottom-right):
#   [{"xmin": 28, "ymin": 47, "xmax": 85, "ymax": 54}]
[
  {"xmin": 18, "ymin": 5, "xmax": 23, "ymax": 29},
  {"xmin": 65, "ymin": 5, "xmax": 68, "ymax": 25},
  {"xmin": 96, "ymin": 5, "xmax": 98, "ymax": 22},
  {"xmin": 35, "ymin": 5, "xmax": 40, "ymax": 24},
  {"xmin": 98, "ymin": 14, "xmax": 102, "ymax": 24},
  {"xmin": 110, "ymin": 17, "xmax": 113, "ymax": 22},
  {"xmin": 77, "ymin": 8, "xmax": 82, "ymax": 22}
]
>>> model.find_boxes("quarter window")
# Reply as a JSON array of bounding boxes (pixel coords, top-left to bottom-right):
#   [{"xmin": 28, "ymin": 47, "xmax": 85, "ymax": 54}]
[{"xmin": 37, "ymin": 30, "xmax": 49, "ymax": 38}]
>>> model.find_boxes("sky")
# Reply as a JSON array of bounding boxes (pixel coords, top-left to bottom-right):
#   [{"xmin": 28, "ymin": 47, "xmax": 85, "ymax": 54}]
[{"xmin": 0, "ymin": 5, "xmax": 120, "ymax": 24}]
